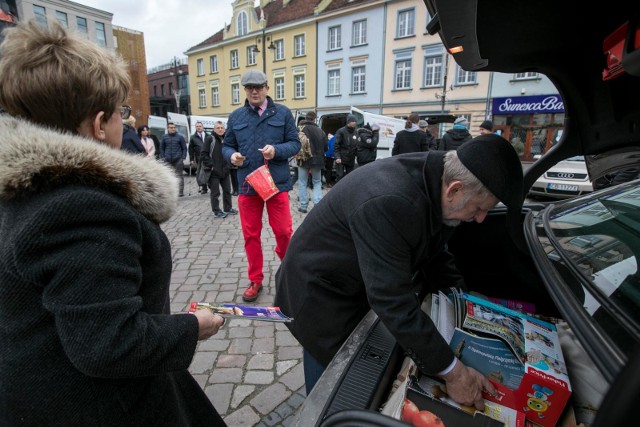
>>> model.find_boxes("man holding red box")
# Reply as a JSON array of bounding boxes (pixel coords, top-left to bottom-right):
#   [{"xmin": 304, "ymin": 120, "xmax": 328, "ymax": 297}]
[{"xmin": 223, "ymin": 70, "xmax": 301, "ymax": 302}]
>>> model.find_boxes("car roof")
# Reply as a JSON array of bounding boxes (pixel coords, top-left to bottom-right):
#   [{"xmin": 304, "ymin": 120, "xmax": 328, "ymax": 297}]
[{"xmin": 423, "ymin": 0, "xmax": 640, "ymax": 191}]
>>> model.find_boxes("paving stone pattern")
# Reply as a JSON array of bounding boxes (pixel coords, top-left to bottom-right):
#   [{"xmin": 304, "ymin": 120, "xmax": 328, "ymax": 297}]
[{"xmin": 163, "ymin": 176, "xmax": 321, "ymax": 427}]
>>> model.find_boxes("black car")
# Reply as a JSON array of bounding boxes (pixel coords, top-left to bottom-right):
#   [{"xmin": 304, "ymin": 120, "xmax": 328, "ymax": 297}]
[{"xmin": 292, "ymin": 1, "xmax": 640, "ymax": 426}]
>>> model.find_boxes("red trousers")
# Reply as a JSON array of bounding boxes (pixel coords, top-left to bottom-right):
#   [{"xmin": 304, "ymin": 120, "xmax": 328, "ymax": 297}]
[{"xmin": 238, "ymin": 192, "xmax": 293, "ymax": 284}]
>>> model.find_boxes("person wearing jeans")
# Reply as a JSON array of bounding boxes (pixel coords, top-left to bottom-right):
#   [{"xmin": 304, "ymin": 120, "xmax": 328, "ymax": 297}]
[{"xmin": 296, "ymin": 111, "xmax": 328, "ymax": 213}]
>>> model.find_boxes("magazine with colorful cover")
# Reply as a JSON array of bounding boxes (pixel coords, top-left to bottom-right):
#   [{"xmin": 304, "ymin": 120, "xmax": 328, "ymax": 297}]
[{"xmin": 188, "ymin": 302, "xmax": 293, "ymax": 322}]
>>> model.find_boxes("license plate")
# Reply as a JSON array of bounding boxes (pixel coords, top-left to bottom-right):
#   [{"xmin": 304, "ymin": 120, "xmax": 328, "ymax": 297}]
[{"xmin": 548, "ymin": 183, "xmax": 578, "ymax": 192}]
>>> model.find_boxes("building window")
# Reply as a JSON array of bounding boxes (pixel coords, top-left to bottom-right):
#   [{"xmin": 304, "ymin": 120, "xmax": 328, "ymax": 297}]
[
  {"xmin": 95, "ymin": 22, "xmax": 106, "ymax": 47},
  {"xmin": 423, "ymin": 46, "xmax": 443, "ymax": 87},
  {"xmin": 396, "ymin": 8, "xmax": 415, "ymax": 38},
  {"xmin": 275, "ymin": 77, "xmax": 285, "ymax": 100},
  {"xmin": 55, "ymin": 11, "xmax": 68, "ymax": 28},
  {"xmin": 198, "ymin": 88, "xmax": 206, "ymax": 108},
  {"xmin": 456, "ymin": 67, "xmax": 477, "ymax": 85},
  {"xmin": 161, "ymin": 84, "xmax": 165, "ymax": 96},
  {"xmin": 197, "ymin": 58, "xmax": 204, "ymax": 76},
  {"xmin": 352, "ymin": 20, "xmax": 367, "ymax": 46},
  {"xmin": 395, "ymin": 59, "xmax": 412, "ymax": 89},
  {"xmin": 328, "ymin": 69, "xmax": 341, "ymax": 96},
  {"xmin": 352, "ymin": 66, "xmax": 365, "ymax": 93},
  {"xmin": 169, "ymin": 82, "xmax": 173, "ymax": 94},
  {"xmin": 210, "ymin": 55, "xmax": 218, "ymax": 73},
  {"xmin": 274, "ymin": 40, "xmax": 284, "ymax": 61},
  {"xmin": 230, "ymin": 50, "xmax": 239, "ymax": 69},
  {"xmin": 294, "ymin": 74, "xmax": 305, "ymax": 98},
  {"xmin": 247, "ymin": 46, "xmax": 257, "ymax": 66},
  {"xmin": 211, "ymin": 86, "xmax": 220, "ymax": 106},
  {"xmin": 328, "ymin": 26, "xmax": 341, "ymax": 51},
  {"xmin": 515, "ymin": 72, "xmax": 539, "ymax": 80},
  {"xmin": 76, "ymin": 17, "xmax": 87, "ymax": 33},
  {"xmin": 294, "ymin": 34, "xmax": 305, "ymax": 57},
  {"xmin": 231, "ymin": 83, "xmax": 240, "ymax": 104},
  {"xmin": 33, "ymin": 5, "xmax": 47, "ymax": 27},
  {"xmin": 237, "ymin": 11, "xmax": 248, "ymax": 36}
]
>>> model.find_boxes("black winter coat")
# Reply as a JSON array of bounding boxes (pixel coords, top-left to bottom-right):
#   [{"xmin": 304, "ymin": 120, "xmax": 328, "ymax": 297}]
[
  {"xmin": 356, "ymin": 127, "xmax": 379, "ymax": 165},
  {"xmin": 392, "ymin": 128, "xmax": 428, "ymax": 155},
  {"xmin": 438, "ymin": 127, "xmax": 472, "ymax": 151},
  {"xmin": 0, "ymin": 116, "xmax": 225, "ymax": 427},
  {"xmin": 299, "ymin": 120, "xmax": 328, "ymax": 168},
  {"xmin": 334, "ymin": 125, "xmax": 359, "ymax": 166},
  {"xmin": 202, "ymin": 133, "xmax": 229, "ymax": 179},
  {"xmin": 275, "ymin": 151, "xmax": 465, "ymax": 372},
  {"xmin": 189, "ymin": 132, "xmax": 210, "ymax": 165}
]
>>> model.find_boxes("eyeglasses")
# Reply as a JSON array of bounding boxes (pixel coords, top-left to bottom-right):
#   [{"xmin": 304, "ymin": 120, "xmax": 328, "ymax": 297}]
[
  {"xmin": 244, "ymin": 84, "xmax": 265, "ymax": 92},
  {"xmin": 119, "ymin": 105, "xmax": 132, "ymax": 120}
]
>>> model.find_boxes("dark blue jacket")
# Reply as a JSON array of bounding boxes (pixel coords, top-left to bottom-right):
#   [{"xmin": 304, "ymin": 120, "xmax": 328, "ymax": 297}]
[
  {"xmin": 159, "ymin": 132, "xmax": 187, "ymax": 163},
  {"xmin": 120, "ymin": 125, "xmax": 145, "ymax": 154},
  {"xmin": 223, "ymin": 97, "xmax": 301, "ymax": 196}
]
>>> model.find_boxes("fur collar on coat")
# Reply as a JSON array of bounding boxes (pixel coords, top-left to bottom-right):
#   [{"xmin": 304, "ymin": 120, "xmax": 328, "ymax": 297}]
[{"xmin": 0, "ymin": 115, "xmax": 178, "ymax": 223}]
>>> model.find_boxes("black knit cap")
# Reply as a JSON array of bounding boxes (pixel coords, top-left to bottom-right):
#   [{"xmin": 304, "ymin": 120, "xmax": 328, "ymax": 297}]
[{"xmin": 456, "ymin": 134, "xmax": 523, "ymax": 212}]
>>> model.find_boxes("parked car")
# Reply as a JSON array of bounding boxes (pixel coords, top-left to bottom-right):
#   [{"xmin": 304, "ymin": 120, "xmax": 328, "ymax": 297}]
[
  {"xmin": 291, "ymin": 1, "xmax": 640, "ymax": 426},
  {"xmin": 529, "ymin": 156, "xmax": 593, "ymax": 199}
]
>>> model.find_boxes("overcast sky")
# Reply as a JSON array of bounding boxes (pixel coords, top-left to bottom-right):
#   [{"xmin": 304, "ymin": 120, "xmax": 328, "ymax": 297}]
[{"xmin": 78, "ymin": 0, "xmax": 235, "ymax": 69}]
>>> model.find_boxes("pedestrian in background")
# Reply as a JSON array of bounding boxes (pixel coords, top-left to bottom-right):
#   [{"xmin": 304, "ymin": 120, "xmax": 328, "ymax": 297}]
[
  {"xmin": 0, "ymin": 20, "xmax": 226, "ymax": 426},
  {"xmin": 223, "ymin": 69, "xmax": 300, "ymax": 302},
  {"xmin": 120, "ymin": 114, "xmax": 145, "ymax": 154},
  {"xmin": 296, "ymin": 111, "xmax": 328, "ymax": 213},
  {"xmin": 479, "ymin": 120, "xmax": 494, "ymax": 135},
  {"xmin": 137, "ymin": 124, "xmax": 156, "ymax": 158},
  {"xmin": 334, "ymin": 114, "xmax": 359, "ymax": 182},
  {"xmin": 392, "ymin": 112, "xmax": 429, "ymax": 155},
  {"xmin": 190, "ymin": 121, "xmax": 210, "ymax": 194},
  {"xmin": 356, "ymin": 123, "xmax": 380, "ymax": 167},
  {"xmin": 160, "ymin": 121, "xmax": 188, "ymax": 197},
  {"xmin": 202, "ymin": 121, "xmax": 236, "ymax": 218},
  {"xmin": 418, "ymin": 119, "xmax": 437, "ymax": 150},
  {"xmin": 438, "ymin": 116, "xmax": 472, "ymax": 150},
  {"xmin": 324, "ymin": 133, "xmax": 336, "ymax": 188}
]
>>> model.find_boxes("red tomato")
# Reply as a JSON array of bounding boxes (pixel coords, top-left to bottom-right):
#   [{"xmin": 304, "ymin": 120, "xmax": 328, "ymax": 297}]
[
  {"xmin": 412, "ymin": 410, "xmax": 445, "ymax": 427},
  {"xmin": 401, "ymin": 398, "xmax": 420, "ymax": 424}
]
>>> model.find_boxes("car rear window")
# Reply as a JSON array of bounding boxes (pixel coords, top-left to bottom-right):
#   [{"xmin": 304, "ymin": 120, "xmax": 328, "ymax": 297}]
[{"xmin": 539, "ymin": 184, "xmax": 640, "ymax": 357}]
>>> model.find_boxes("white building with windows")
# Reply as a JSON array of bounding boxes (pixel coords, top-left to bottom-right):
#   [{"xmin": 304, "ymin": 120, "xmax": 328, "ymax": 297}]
[{"xmin": 16, "ymin": 0, "xmax": 114, "ymax": 49}]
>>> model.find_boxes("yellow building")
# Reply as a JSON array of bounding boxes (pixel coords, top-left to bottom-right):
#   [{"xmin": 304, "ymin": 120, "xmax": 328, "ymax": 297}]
[{"xmin": 185, "ymin": 0, "xmax": 321, "ymax": 118}]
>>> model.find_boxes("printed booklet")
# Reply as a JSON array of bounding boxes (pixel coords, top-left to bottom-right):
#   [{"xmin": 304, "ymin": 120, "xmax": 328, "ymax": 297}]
[{"xmin": 188, "ymin": 302, "xmax": 293, "ymax": 322}]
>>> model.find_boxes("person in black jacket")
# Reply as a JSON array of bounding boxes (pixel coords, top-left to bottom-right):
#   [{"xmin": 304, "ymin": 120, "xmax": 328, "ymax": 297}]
[
  {"xmin": 120, "ymin": 115, "xmax": 145, "ymax": 154},
  {"xmin": 189, "ymin": 121, "xmax": 211, "ymax": 194},
  {"xmin": 275, "ymin": 135, "xmax": 524, "ymax": 406},
  {"xmin": 438, "ymin": 116, "xmax": 472, "ymax": 151},
  {"xmin": 356, "ymin": 123, "xmax": 379, "ymax": 166},
  {"xmin": 297, "ymin": 111, "xmax": 328, "ymax": 213},
  {"xmin": 419, "ymin": 119, "xmax": 437, "ymax": 150},
  {"xmin": 201, "ymin": 121, "xmax": 235, "ymax": 218},
  {"xmin": 392, "ymin": 113, "xmax": 429, "ymax": 155},
  {"xmin": 334, "ymin": 114, "xmax": 359, "ymax": 182}
]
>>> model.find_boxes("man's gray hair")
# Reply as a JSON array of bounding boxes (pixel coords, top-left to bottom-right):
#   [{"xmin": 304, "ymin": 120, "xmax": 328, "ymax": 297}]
[{"xmin": 443, "ymin": 150, "xmax": 492, "ymax": 203}]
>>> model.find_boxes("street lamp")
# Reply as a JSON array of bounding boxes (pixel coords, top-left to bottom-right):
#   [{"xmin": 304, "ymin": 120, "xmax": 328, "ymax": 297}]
[
  {"xmin": 170, "ymin": 56, "xmax": 182, "ymax": 113},
  {"xmin": 253, "ymin": 11, "xmax": 275, "ymax": 74}
]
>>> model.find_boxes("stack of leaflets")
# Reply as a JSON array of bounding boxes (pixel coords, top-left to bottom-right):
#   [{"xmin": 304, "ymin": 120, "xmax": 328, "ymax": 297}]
[
  {"xmin": 420, "ymin": 289, "xmax": 572, "ymax": 427},
  {"xmin": 188, "ymin": 302, "xmax": 293, "ymax": 323}
]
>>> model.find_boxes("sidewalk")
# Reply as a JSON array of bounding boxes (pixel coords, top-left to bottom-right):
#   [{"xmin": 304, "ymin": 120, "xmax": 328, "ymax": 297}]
[{"xmin": 162, "ymin": 176, "xmax": 319, "ymax": 427}]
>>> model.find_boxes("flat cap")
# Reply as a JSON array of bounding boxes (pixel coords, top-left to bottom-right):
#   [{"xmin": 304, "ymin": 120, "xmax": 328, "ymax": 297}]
[
  {"xmin": 241, "ymin": 69, "xmax": 268, "ymax": 86},
  {"xmin": 418, "ymin": 120, "xmax": 428, "ymax": 128}
]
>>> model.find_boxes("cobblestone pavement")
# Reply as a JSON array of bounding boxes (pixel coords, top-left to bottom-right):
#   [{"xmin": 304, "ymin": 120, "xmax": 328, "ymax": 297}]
[{"xmin": 162, "ymin": 176, "xmax": 320, "ymax": 427}]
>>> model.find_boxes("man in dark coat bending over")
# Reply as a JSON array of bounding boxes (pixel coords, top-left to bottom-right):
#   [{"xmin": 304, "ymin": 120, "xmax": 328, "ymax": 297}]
[{"xmin": 274, "ymin": 134, "xmax": 523, "ymax": 411}]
